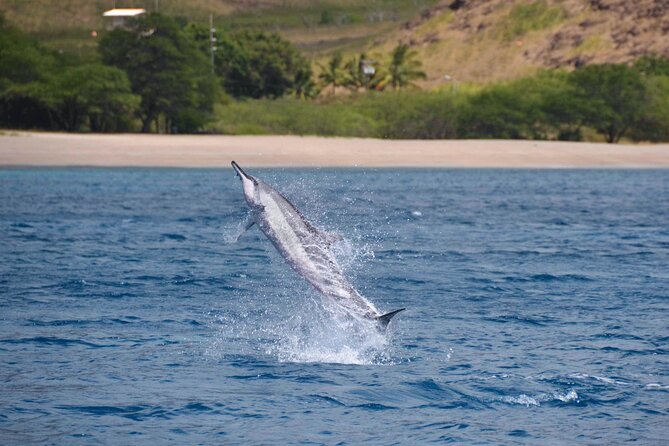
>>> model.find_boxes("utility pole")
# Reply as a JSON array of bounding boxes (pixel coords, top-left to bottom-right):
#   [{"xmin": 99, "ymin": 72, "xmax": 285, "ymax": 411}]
[{"xmin": 209, "ymin": 13, "xmax": 216, "ymax": 74}]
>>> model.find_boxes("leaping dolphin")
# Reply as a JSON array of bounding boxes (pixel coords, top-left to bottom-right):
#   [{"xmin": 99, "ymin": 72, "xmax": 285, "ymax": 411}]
[{"xmin": 231, "ymin": 161, "xmax": 404, "ymax": 329}]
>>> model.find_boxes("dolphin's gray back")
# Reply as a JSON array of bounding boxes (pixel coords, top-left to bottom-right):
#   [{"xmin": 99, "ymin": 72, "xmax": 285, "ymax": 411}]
[{"xmin": 255, "ymin": 181, "xmax": 379, "ymax": 319}]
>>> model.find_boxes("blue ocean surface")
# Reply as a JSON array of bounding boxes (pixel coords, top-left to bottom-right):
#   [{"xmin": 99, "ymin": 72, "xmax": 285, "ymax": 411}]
[{"xmin": 1, "ymin": 168, "xmax": 668, "ymax": 445}]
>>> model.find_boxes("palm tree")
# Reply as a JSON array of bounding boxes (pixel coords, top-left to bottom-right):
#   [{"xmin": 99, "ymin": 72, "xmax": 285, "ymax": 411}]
[
  {"xmin": 343, "ymin": 52, "xmax": 378, "ymax": 92},
  {"xmin": 386, "ymin": 43, "xmax": 426, "ymax": 90},
  {"xmin": 318, "ymin": 52, "xmax": 345, "ymax": 95}
]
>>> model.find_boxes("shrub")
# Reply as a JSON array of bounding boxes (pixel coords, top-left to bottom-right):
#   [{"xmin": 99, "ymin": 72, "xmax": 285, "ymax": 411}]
[
  {"xmin": 629, "ymin": 75, "xmax": 669, "ymax": 142},
  {"xmin": 359, "ymin": 91, "xmax": 460, "ymax": 139},
  {"xmin": 569, "ymin": 63, "xmax": 646, "ymax": 143},
  {"xmin": 215, "ymin": 30, "xmax": 314, "ymax": 99}
]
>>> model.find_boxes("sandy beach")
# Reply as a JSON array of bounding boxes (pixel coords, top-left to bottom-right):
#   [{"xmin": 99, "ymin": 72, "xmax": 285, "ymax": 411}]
[{"xmin": 1, "ymin": 132, "xmax": 669, "ymax": 168}]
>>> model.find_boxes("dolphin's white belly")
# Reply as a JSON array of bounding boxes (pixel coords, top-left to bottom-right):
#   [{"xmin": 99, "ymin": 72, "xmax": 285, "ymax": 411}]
[{"xmin": 257, "ymin": 189, "xmax": 378, "ymax": 318}]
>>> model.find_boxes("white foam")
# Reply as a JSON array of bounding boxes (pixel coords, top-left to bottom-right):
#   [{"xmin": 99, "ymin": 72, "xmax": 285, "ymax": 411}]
[
  {"xmin": 266, "ymin": 304, "xmax": 395, "ymax": 365},
  {"xmin": 503, "ymin": 394, "xmax": 540, "ymax": 407},
  {"xmin": 644, "ymin": 383, "xmax": 669, "ymax": 391},
  {"xmin": 206, "ymin": 286, "xmax": 399, "ymax": 366},
  {"xmin": 568, "ymin": 373, "xmax": 629, "ymax": 386},
  {"xmin": 502, "ymin": 389, "xmax": 579, "ymax": 407},
  {"xmin": 554, "ymin": 389, "xmax": 579, "ymax": 402}
]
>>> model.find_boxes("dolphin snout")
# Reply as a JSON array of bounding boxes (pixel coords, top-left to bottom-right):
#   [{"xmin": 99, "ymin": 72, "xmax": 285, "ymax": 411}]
[{"xmin": 231, "ymin": 161, "xmax": 249, "ymax": 179}]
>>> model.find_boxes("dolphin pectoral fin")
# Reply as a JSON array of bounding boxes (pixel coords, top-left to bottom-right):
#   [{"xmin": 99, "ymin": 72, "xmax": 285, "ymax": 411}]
[
  {"xmin": 235, "ymin": 217, "xmax": 256, "ymax": 242},
  {"xmin": 376, "ymin": 308, "xmax": 405, "ymax": 329}
]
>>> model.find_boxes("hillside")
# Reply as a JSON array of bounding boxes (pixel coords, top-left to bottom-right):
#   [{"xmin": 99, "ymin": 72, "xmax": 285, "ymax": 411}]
[
  {"xmin": 0, "ymin": 0, "xmax": 436, "ymax": 58},
  {"xmin": 0, "ymin": 0, "xmax": 667, "ymax": 85},
  {"xmin": 370, "ymin": 0, "xmax": 669, "ymax": 86}
]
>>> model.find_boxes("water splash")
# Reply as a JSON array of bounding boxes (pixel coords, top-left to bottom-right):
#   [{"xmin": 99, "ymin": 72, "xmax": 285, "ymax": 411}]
[
  {"xmin": 266, "ymin": 302, "xmax": 396, "ymax": 365},
  {"xmin": 207, "ymin": 293, "xmax": 399, "ymax": 365}
]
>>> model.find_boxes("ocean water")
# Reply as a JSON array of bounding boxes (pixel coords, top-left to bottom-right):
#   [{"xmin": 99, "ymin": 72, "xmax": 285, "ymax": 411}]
[{"xmin": 1, "ymin": 168, "xmax": 668, "ymax": 445}]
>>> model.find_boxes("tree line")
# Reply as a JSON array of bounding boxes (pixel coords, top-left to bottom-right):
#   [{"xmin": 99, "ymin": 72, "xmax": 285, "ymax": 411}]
[
  {"xmin": 1, "ymin": 12, "xmax": 668, "ymax": 142},
  {"xmin": 211, "ymin": 59, "xmax": 669, "ymax": 143},
  {"xmin": 0, "ymin": 13, "xmax": 314, "ymax": 133},
  {"xmin": 317, "ymin": 44, "xmax": 426, "ymax": 94}
]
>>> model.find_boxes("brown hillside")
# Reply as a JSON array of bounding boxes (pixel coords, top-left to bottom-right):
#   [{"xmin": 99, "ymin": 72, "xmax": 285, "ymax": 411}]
[{"xmin": 372, "ymin": 0, "xmax": 669, "ymax": 86}]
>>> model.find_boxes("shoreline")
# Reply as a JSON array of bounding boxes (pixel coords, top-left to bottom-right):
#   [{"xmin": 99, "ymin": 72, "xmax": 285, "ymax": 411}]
[{"xmin": 1, "ymin": 132, "xmax": 669, "ymax": 168}]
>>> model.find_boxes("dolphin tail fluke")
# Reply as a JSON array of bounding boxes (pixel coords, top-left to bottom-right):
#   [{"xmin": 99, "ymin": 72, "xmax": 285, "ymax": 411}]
[{"xmin": 376, "ymin": 308, "xmax": 405, "ymax": 329}]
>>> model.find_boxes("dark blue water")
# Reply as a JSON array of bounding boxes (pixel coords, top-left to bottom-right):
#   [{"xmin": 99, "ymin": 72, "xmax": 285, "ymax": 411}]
[{"xmin": 1, "ymin": 168, "xmax": 668, "ymax": 445}]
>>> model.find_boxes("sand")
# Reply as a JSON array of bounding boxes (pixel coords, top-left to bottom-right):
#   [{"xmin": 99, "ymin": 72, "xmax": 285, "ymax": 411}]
[{"xmin": 1, "ymin": 131, "xmax": 669, "ymax": 168}]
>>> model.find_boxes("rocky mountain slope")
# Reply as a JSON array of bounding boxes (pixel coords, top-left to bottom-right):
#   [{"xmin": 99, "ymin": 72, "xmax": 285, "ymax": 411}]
[{"xmin": 375, "ymin": 0, "xmax": 669, "ymax": 85}]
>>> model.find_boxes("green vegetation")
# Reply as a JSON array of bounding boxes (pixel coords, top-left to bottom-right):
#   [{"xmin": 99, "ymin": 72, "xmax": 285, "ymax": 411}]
[
  {"xmin": 0, "ymin": 15, "xmax": 138, "ymax": 131},
  {"xmin": 318, "ymin": 52, "xmax": 346, "ymax": 95},
  {"xmin": 1, "ymin": 11, "xmax": 669, "ymax": 142},
  {"xmin": 100, "ymin": 14, "xmax": 217, "ymax": 133},
  {"xmin": 210, "ymin": 96, "xmax": 379, "ymax": 136},
  {"xmin": 569, "ymin": 64, "xmax": 646, "ymax": 143},
  {"xmin": 206, "ymin": 65, "xmax": 669, "ymax": 143},
  {"xmin": 384, "ymin": 43, "xmax": 427, "ymax": 90},
  {"xmin": 209, "ymin": 92, "xmax": 461, "ymax": 138},
  {"xmin": 500, "ymin": 0, "xmax": 567, "ymax": 41},
  {"xmin": 217, "ymin": 1, "xmax": 434, "ymax": 32},
  {"xmin": 316, "ymin": 43, "xmax": 426, "ymax": 93},
  {"xmin": 213, "ymin": 30, "xmax": 315, "ymax": 99},
  {"xmin": 0, "ymin": 13, "xmax": 315, "ymax": 132},
  {"xmin": 41, "ymin": 63, "xmax": 139, "ymax": 132},
  {"xmin": 634, "ymin": 54, "xmax": 669, "ymax": 76},
  {"xmin": 631, "ymin": 56, "xmax": 669, "ymax": 141}
]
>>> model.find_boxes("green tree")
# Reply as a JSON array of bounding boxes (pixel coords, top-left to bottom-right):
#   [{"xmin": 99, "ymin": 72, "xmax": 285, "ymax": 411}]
[
  {"xmin": 457, "ymin": 84, "xmax": 534, "ymax": 139},
  {"xmin": 215, "ymin": 30, "xmax": 313, "ymax": 99},
  {"xmin": 318, "ymin": 52, "xmax": 345, "ymax": 95},
  {"xmin": 569, "ymin": 63, "xmax": 646, "ymax": 143},
  {"xmin": 536, "ymin": 72, "xmax": 585, "ymax": 140},
  {"xmin": 630, "ymin": 75, "xmax": 669, "ymax": 142},
  {"xmin": 634, "ymin": 54, "xmax": 669, "ymax": 76},
  {"xmin": 41, "ymin": 64, "xmax": 139, "ymax": 132},
  {"xmin": 629, "ymin": 56, "xmax": 669, "ymax": 142},
  {"xmin": 384, "ymin": 43, "xmax": 426, "ymax": 91},
  {"xmin": 516, "ymin": 70, "xmax": 586, "ymax": 140},
  {"xmin": 99, "ymin": 13, "xmax": 218, "ymax": 133},
  {"xmin": 0, "ymin": 14, "xmax": 57, "ymax": 129}
]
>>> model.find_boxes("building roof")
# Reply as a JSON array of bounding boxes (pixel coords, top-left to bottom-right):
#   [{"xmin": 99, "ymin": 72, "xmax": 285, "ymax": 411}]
[{"xmin": 103, "ymin": 8, "xmax": 146, "ymax": 17}]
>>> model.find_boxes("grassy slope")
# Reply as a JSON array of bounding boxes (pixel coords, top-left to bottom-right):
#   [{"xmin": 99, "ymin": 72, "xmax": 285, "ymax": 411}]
[
  {"xmin": 0, "ymin": 0, "xmax": 437, "ymax": 59},
  {"xmin": 0, "ymin": 0, "xmax": 666, "ymax": 84},
  {"xmin": 367, "ymin": 0, "xmax": 669, "ymax": 86},
  {"xmin": 371, "ymin": 1, "xmax": 574, "ymax": 87}
]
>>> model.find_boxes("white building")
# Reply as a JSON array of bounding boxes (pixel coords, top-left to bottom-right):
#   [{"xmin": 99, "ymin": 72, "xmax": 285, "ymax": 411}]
[{"xmin": 102, "ymin": 8, "xmax": 146, "ymax": 30}]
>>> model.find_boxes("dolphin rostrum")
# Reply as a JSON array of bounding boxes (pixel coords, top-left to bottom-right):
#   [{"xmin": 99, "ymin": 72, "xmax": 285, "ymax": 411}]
[{"xmin": 231, "ymin": 161, "xmax": 404, "ymax": 329}]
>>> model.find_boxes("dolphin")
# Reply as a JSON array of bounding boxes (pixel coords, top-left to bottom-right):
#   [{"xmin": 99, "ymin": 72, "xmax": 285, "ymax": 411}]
[{"xmin": 231, "ymin": 161, "xmax": 404, "ymax": 329}]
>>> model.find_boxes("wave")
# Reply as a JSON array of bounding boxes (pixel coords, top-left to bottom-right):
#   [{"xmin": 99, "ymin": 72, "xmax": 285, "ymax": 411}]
[
  {"xmin": 501, "ymin": 389, "xmax": 580, "ymax": 407},
  {"xmin": 0, "ymin": 336, "xmax": 115, "ymax": 348}
]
